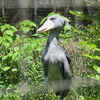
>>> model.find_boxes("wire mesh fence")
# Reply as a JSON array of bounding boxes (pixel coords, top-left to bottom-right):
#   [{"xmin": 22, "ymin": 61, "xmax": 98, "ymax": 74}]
[
  {"xmin": 0, "ymin": 0, "xmax": 76, "ymax": 24},
  {"xmin": 0, "ymin": 0, "xmax": 98, "ymax": 24}
]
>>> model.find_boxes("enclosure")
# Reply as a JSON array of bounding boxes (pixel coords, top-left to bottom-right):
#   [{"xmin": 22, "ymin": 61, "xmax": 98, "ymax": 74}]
[{"xmin": 0, "ymin": 0, "xmax": 100, "ymax": 100}]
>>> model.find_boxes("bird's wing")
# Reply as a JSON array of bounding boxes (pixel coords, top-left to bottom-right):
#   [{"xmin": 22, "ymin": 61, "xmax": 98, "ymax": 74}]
[
  {"xmin": 58, "ymin": 54, "xmax": 72, "ymax": 98},
  {"xmin": 63, "ymin": 47, "xmax": 72, "ymax": 66},
  {"xmin": 59, "ymin": 47, "xmax": 72, "ymax": 79}
]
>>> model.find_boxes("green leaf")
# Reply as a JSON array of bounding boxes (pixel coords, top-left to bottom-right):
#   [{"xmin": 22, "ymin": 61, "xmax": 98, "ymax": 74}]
[
  {"xmin": 69, "ymin": 10, "xmax": 90, "ymax": 20},
  {"xmin": 18, "ymin": 20, "xmax": 36, "ymax": 28},
  {"xmin": 93, "ymin": 65, "xmax": 100, "ymax": 74},
  {"xmin": 3, "ymin": 42, "xmax": 10, "ymax": 48},
  {"xmin": 5, "ymin": 30, "xmax": 14, "ymax": 36},
  {"xmin": 80, "ymin": 41, "xmax": 87, "ymax": 46},
  {"xmin": 84, "ymin": 54, "xmax": 100, "ymax": 60},
  {"xmin": 90, "ymin": 73, "xmax": 95, "ymax": 78},
  {"xmin": 3, "ymin": 67, "xmax": 10, "ymax": 71},
  {"xmin": 2, "ymin": 52, "xmax": 13, "ymax": 61},
  {"xmin": 12, "ymin": 52, "xmax": 19, "ymax": 60},
  {"xmin": 0, "ymin": 37, "xmax": 3, "ymax": 44},
  {"xmin": 31, "ymin": 42, "xmax": 37, "ymax": 49},
  {"xmin": 11, "ymin": 26, "xmax": 17, "ymax": 32},
  {"xmin": 14, "ymin": 47, "xmax": 19, "ymax": 51},
  {"xmin": 1, "ymin": 25, "xmax": 6, "ymax": 32},
  {"xmin": 64, "ymin": 24, "xmax": 72, "ymax": 33},
  {"xmin": 36, "ymin": 47, "xmax": 43, "ymax": 52},
  {"xmin": 40, "ymin": 17, "xmax": 47, "ymax": 25},
  {"xmin": 12, "ymin": 68, "xmax": 18, "ymax": 72},
  {"xmin": 20, "ymin": 26, "xmax": 30, "ymax": 33},
  {"xmin": 78, "ymin": 96, "xmax": 85, "ymax": 100},
  {"xmin": 5, "ymin": 35, "xmax": 13, "ymax": 42},
  {"xmin": 28, "ymin": 22, "xmax": 36, "ymax": 27},
  {"xmin": 90, "ymin": 73, "xmax": 100, "ymax": 81},
  {"xmin": 24, "ymin": 56, "xmax": 33, "ymax": 61},
  {"xmin": 95, "ymin": 48, "xmax": 100, "ymax": 51},
  {"xmin": 69, "ymin": 10, "xmax": 75, "ymax": 15},
  {"xmin": 96, "ymin": 75, "xmax": 100, "ymax": 80},
  {"xmin": 24, "ymin": 72, "xmax": 30, "ymax": 76},
  {"xmin": 2, "ymin": 55, "xmax": 8, "ymax": 61},
  {"xmin": 1, "ymin": 24, "xmax": 11, "ymax": 32}
]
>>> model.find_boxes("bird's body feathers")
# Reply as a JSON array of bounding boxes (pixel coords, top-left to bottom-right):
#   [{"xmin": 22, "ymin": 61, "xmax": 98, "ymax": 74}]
[
  {"xmin": 37, "ymin": 15, "xmax": 72, "ymax": 100},
  {"xmin": 42, "ymin": 35, "xmax": 71, "ymax": 98}
]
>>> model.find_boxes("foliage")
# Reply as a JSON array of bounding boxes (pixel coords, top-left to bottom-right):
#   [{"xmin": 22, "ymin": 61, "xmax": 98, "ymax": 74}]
[
  {"xmin": 0, "ymin": 9, "xmax": 100, "ymax": 100},
  {"xmin": 69, "ymin": 8, "xmax": 100, "ymax": 100},
  {"xmin": 0, "ymin": 16, "xmax": 8, "ymax": 26},
  {"xmin": 69, "ymin": 10, "xmax": 90, "ymax": 21},
  {"xmin": 0, "ymin": 19, "xmax": 60, "ymax": 100},
  {"xmin": 0, "ymin": 20, "xmax": 45, "ymax": 99},
  {"xmin": 17, "ymin": 20, "xmax": 36, "ymax": 33}
]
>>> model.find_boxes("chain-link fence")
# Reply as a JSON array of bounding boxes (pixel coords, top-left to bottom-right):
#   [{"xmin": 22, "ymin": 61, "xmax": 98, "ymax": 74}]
[{"xmin": 0, "ymin": 0, "xmax": 98, "ymax": 24}]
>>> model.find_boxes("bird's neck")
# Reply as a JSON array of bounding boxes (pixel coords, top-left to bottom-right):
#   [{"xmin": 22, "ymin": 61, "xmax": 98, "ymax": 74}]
[{"xmin": 46, "ymin": 30, "xmax": 60, "ymax": 48}]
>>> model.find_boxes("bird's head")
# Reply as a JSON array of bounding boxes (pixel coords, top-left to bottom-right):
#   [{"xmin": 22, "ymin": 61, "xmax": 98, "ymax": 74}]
[{"xmin": 37, "ymin": 15, "xmax": 69, "ymax": 33}]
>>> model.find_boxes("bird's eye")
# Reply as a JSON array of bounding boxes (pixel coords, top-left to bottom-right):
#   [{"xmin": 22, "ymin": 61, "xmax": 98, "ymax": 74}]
[{"xmin": 50, "ymin": 18, "xmax": 56, "ymax": 21}]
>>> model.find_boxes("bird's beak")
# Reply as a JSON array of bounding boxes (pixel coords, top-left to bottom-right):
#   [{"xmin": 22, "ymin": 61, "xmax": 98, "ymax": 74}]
[{"xmin": 37, "ymin": 20, "xmax": 55, "ymax": 33}]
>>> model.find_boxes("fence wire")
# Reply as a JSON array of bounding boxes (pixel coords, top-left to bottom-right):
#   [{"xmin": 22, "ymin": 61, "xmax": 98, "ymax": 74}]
[{"xmin": 0, "ymin": 0, "xmax": 98, "ymax": 24}]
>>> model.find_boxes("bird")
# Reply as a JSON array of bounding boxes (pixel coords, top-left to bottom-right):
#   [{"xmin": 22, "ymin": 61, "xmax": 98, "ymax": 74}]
[{"xmin": 37, "ymin": 15, "xmax": 72, "ymax": 100}]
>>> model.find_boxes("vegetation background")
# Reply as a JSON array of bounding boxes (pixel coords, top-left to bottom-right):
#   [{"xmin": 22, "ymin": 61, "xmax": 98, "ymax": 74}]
[{"xmin": 0, "ymin": 0, "xmax": 100, "ymax": 100}]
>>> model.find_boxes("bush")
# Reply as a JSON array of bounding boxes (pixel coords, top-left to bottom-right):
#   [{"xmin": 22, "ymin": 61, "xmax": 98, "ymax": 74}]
[{"xmin": 0, "ymin": 11, "xmax": 100, "ymax": 100}]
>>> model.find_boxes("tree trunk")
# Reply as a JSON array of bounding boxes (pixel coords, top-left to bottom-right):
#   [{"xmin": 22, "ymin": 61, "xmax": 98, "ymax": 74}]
[
  {"xmin": 34, "ymin": 0, "xmax": 38, "ymax": 24},
  {"xmin": 1, "ymin": 0, "xmax": 5, "ymax": 16},
  {"xmin": 70, "ymin": 0, "xmax": 85, "ymax": 26}
]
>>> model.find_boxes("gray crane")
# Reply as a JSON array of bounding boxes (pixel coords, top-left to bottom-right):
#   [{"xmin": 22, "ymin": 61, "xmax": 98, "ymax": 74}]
[{"xmin": 37, "ymin": 15, "xmax": 72, "ymax": 100}]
